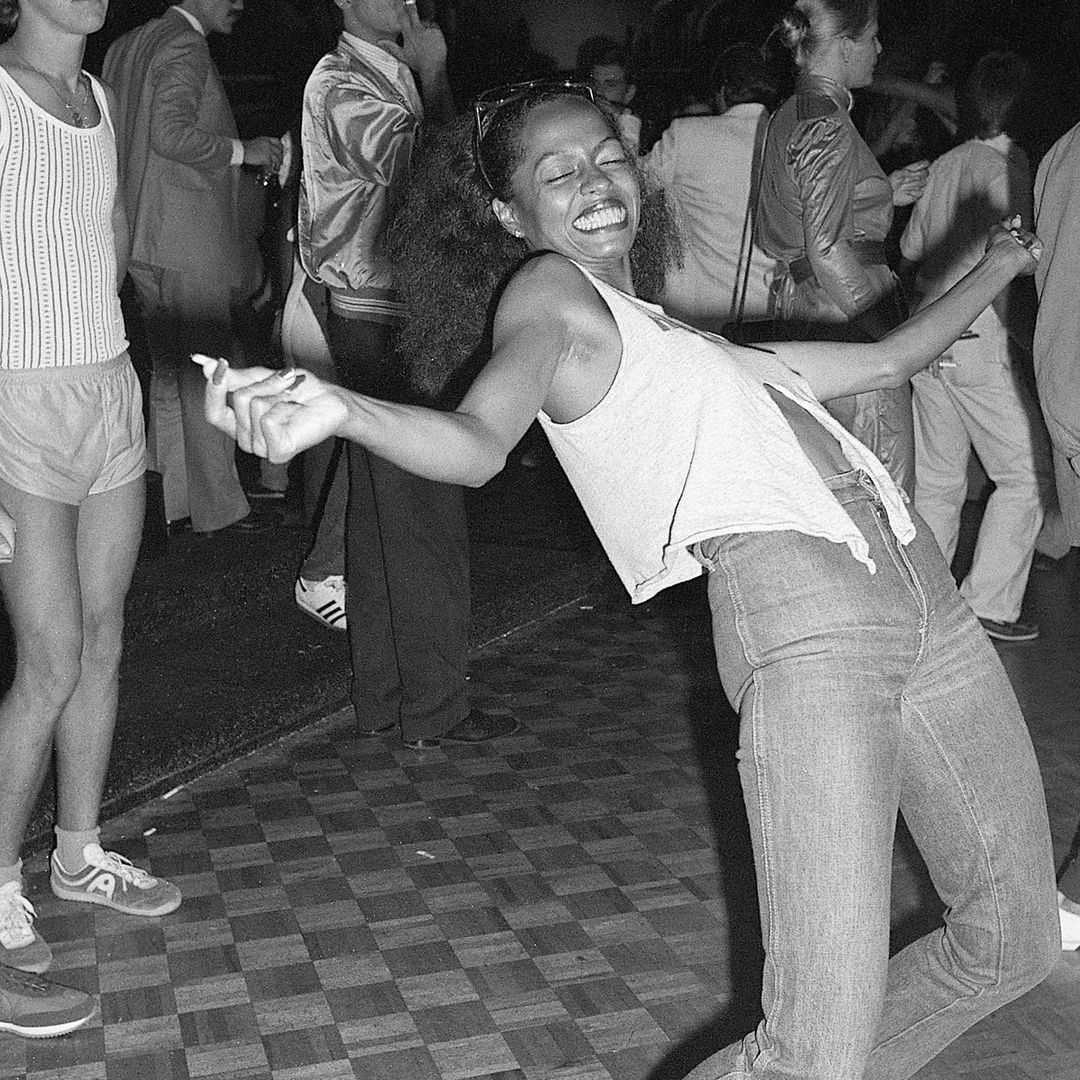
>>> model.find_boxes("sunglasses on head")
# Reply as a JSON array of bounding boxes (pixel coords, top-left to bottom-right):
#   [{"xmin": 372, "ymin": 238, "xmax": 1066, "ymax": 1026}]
[{"xmin": 471, "ymin": 79, "xmax": 596, "ymax": 193}]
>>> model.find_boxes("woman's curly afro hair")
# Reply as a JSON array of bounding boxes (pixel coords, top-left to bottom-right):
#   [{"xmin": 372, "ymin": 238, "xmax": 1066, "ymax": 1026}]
[{"xmin": 387, "ymin": 91, "xmax": 680, "ymax": 406}]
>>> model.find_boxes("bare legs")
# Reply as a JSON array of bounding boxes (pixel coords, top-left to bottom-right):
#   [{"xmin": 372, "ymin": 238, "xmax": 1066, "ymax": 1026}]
[{"xmin": 0, "ymin": 476, "xmax": 144, "ymax": 864}]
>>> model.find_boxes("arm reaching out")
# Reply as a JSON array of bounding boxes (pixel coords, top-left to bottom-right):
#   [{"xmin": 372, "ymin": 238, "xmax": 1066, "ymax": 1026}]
[
  {"xmin": 195, "ymin": 254, "xmax": 602, "ymax": 488},
  {"xmin": 888, "ymin": 160, "xmax": 929, "ymax": 207},
  {"xmin": 766, "ymin": 218, "xmax": 1040, "ymax": 401},
  {"xmin": 192, "ymin": 355, "xmax": 534, "ymax": 488}
]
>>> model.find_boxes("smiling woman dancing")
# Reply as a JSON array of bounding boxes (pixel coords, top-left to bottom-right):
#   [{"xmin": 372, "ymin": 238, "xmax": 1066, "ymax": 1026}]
[{"xmin": 197, "ymin": 84, "xmax": 1058, "ymax": 1080}]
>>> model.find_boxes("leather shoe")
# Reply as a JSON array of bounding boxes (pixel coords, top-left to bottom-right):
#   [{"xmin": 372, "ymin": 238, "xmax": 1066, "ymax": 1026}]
[
  {"xmin": 403, "ymin": 709, "xmax": 519, "ymax": 750},
  {"xmin": 359, "ymin": 721, "xmax": 395, "ymax": 737},
  {"xmin": 402, "ymin": 737, "xmax": 441, "ymax": 751},
  {"xmin": 194, "ymin": 514, "xmax": 272, "ymax": 538}
]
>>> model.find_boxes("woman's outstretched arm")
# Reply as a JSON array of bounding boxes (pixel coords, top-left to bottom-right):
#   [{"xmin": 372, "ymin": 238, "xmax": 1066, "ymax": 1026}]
[
  {"xmin": 195, "ymin": 258, "xmax": 606, "ymax": 487},
  {"xmin": 195, "ymin": 325, "xmax": 554, "ymax": 488},
  {"xmin": 766, "ymin": 219, "xmax": 1040, "ymax": 402}
]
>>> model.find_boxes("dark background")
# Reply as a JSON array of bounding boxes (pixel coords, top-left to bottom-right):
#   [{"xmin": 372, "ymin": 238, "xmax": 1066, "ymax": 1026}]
[{"xmin": 58, "ymin": 0, "xmax": 1080, "ymax": 156}]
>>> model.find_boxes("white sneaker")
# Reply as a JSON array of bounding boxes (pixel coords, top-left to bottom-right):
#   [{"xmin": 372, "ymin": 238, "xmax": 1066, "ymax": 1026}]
[
  {"xmin": 295, "ymin": 575, "xmax": 347, "ymax": 631},
  {"xmin": 1059, "ymin": 891, "xmax": 1080, "ymax": 951},
  {"xmin": 0, "ymin": 881, "xmax": 52, "ymax": 974},
  {"xmin": 50, "ymin": 844, "xmax": 181, "ymax": 917}
]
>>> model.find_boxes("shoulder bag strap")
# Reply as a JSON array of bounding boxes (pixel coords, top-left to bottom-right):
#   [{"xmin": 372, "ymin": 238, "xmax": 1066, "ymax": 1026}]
[{"xmin": 731, "ymin": 107, "xmax": 772, "ymax": 330}]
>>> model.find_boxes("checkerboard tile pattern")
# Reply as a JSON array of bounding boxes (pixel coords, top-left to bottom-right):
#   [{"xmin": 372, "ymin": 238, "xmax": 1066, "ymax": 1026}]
[{"xmin": 2, "ymin": 585, "xmax": 1078, "ymax": 1080}]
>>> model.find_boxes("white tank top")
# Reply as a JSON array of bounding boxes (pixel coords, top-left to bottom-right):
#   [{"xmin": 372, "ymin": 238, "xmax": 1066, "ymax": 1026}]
[
  {"xmin": 536, "ymin": 263, "xmax": 914, "ymax": 603},
  {"xmin": 0, "ymin": 66, "xmax": 127, "ymax": 370}
]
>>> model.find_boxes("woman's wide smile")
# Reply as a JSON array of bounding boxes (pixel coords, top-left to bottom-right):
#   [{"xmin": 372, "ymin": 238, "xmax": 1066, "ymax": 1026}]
[
  {"xmin": 572, "ymin": 198, "xmax": 630, "ymax": 233},
  {"xmin": 497, "ymin": 97, "xmax": 640, "ymax": 274}
]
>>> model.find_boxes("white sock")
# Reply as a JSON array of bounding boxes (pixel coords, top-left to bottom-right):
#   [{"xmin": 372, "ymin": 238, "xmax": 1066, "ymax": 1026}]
[{"xmin": 54, "ymin": 826, "xmax": 101, "ymax": 873}]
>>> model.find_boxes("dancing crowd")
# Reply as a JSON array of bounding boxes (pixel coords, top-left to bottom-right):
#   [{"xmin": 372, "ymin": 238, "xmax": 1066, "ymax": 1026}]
[{"xmin": 2, "ymin": 0, "xmax": 1080, "ymax": 1076}]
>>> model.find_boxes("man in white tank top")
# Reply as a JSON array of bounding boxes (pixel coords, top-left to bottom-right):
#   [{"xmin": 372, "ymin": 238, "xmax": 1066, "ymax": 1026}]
[{"xmin": 0, "ymin": 0, "xmax": 182, "ymax": 1038}]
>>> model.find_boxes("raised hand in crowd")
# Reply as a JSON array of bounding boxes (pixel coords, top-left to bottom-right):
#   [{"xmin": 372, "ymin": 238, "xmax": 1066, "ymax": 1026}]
[
  {"xmin": 380, "ymin": 0, "xmax": 446, "ymax": 76},
  {"xmin": 888, "ymin": 158, "xmax": 929, "ymax": 205}
]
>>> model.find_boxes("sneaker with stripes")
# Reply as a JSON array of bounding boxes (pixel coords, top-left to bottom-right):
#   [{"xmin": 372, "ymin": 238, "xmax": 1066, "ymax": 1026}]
[{"xmin": 295, "ymin": 575, "xmax": 347, "ymax": 631}]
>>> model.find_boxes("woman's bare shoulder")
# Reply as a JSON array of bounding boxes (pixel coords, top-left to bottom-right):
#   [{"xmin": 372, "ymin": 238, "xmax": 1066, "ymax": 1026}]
[
  {"xmin": 503, "ymin": 252, "xmax": 601, "ymax": 299},
  {"xmin": 497, "ymin": 253, "xmax": 612, "ymax": 333},
  {"xmin": 492, "ymin": 252, "xmax": 621, "ymax": 381}
]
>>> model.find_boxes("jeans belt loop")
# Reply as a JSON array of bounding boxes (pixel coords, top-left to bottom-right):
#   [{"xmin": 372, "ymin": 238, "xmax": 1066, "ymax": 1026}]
[{"xmin": 857, "ymin": 469, "xmax": 881, "ymax": 501}]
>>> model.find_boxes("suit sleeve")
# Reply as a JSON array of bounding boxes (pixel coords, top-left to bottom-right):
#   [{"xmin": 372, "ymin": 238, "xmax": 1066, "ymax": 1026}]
[
  {"xmin": 643, "ymin": 124, "xmax": 677, "ymax": 187},
  {"xmin": 1034, "ymin": 147, "xmax": 1080, "ymax": 471},
  {"xmin": 148, "ymin": 35, "xmax": 236, "ymax": 171},
  {"xmin": 791, "ymin": 115, "xmax": 877, "ymax": 318}
]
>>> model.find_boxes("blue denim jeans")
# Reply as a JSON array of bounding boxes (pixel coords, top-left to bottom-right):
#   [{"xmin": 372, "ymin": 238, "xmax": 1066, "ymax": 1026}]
[{"xmin": 686, "ymin": 470, "xmax": 1058, "ymax": 1080}]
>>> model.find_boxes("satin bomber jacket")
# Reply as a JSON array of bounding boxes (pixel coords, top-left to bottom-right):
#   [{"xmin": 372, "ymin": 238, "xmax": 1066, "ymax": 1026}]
[
  {"xmin": 756, "ymin": 74, "xmax": 894, "ymax": 319},
  {"xmin": 298, "ymin": 34, "xmax": 422, "ymax": 315}
]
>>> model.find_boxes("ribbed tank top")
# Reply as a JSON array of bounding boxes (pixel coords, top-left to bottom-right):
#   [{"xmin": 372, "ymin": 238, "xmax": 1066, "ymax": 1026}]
[
  {"xmin": 536, "ymin": 264, "xmax": 914, "ymax": 603},
  {"xmin": 0, "ymin": 66, "xmax": 127, "ymax": 370}
]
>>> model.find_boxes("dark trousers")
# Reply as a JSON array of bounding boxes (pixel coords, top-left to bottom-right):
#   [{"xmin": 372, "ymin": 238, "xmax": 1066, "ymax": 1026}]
[{"xmin": 328, "ymin": 311, "xmax": 469, "ymax": 742}]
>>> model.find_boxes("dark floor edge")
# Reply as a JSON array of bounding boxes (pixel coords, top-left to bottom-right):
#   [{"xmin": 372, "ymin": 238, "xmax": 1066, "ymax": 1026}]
[
  {"xmin": 22, "ymin": 580, "xmax": 598, "ymax": 858},
  {"xmin": 471, "ymin": 587, "xmax": 599, "ymax": 651}
]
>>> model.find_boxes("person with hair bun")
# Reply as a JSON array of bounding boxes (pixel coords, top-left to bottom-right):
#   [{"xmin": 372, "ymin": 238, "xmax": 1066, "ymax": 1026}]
[
  {"xmin": 758, "ymin": 0, "xmax": 929, "ymax": 496},
  {"xmin": 197, "ymin": 83, "xmax": 1057, "ymax": 1080}
]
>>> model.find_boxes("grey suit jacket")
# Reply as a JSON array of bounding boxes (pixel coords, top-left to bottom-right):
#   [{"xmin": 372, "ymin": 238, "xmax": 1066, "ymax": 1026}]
[
  {"xmin": 1035, "ymin": 120, "xmax": 1080, "ymax": 543},
  {"xmin": 103, "ymin": 7, "xmax": 260, "ymax": 294}
]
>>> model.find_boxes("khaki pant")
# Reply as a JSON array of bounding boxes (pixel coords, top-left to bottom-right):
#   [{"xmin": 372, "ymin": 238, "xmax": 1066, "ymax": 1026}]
[{"xmin": 128, "ymin": 262, "xmax": 250, "ymax": 533}]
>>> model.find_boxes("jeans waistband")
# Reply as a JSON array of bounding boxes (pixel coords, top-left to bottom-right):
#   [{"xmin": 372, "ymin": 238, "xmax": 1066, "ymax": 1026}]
[{"xmin": 822, "ymin": 468, "xmax": 882, "ymax": 505}]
